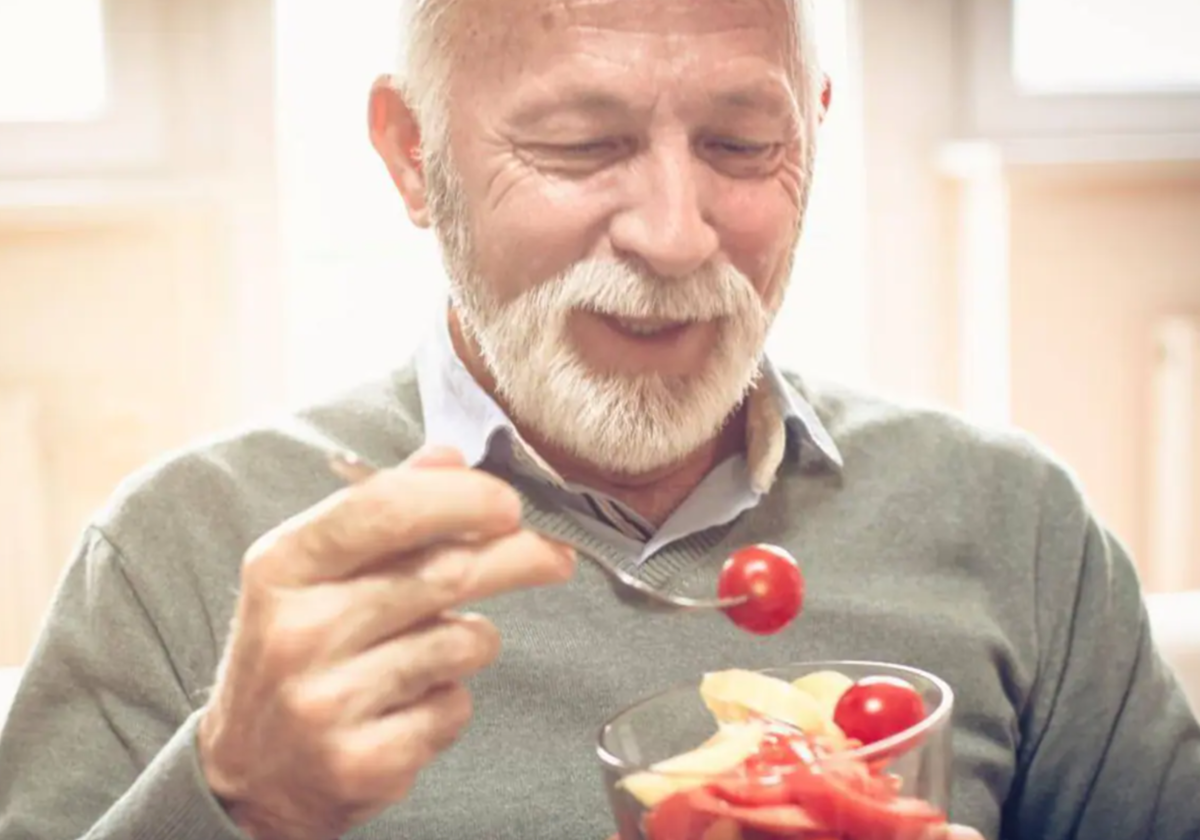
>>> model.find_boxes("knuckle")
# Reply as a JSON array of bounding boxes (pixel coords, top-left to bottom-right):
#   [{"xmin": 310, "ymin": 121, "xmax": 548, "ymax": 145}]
[
  {"xmin": 464, "ymin": 617, "xmax": 502, "ymax": 667},
  {"xmin": 301, "ymin": 484, "xmax": 395, "ymax": 559},
  {"xmin": 262, "ymin": 630, "xmax": 305, "ymax": 671},
  {"xmin": 426, "ymin": 625, "xmax": 467, "ymax": 669},
  {"xmin": 392, "ymin": 730, "xmax": 438, "ymax": 776},
  {"xmin": 309, "ymin": 503, "xmax": 366, "ymax": 556},
  {"xmin": 240, "ymin": 529, "xmax": 287, "ymax": 588},
  {"xmin": 284, "ymin": 677, "xmax": 341, "ymax": 728},
  {"xmin": 326, "ymin": 743, "xmax": 372, "ymax": 800},
  {"xmin": 395, "ymin": 739, "xmax": 438, "ymax": 779},
  {"xmin": 372, "ymin": 472, "xmax": 439, "ymax": 541},
  {"xmin": 533, "ymin": 537, "xmax": 576, "ymax": 582},
  {"xmin": 264, "ymin": 609, "xmax": 325, "ymax": 667},
  {"xmin": 437, "ymin": 684, "xmax": 474, "ymax": 736},
  {"xmin": 426, "ymin": 719, "xmax": 466, "ymax": 755},
  {"xmin": 431, "ymin": 619, "xmax": 497, "ymax": 674},
  {"xmin": 476, "ymin": 475, "xmax": 522, "ymax": 525},
  {"xmin": 256, "ymin": 500, "xmax": 336, "ymax": 568},
  {"xmin": 352, "ymin": 489, "xmax": 402, "ymax": 543},
  {"xmin": 423, "ymin": 551, "xmax": 479, "ymax": 606}
]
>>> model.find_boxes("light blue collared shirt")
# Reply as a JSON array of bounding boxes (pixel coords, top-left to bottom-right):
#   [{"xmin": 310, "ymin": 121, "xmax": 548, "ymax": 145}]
[{"xmin": 415, "ymin": 315, "xmax": 842, "ymax": 566}]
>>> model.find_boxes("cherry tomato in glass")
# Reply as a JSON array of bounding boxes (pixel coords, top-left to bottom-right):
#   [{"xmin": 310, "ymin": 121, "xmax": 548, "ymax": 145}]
[
  {"xmin": 718, "ymin": 544, "xmax": 805, "ymax": 635},
  {"xmin": 832, "ymin": 677, "xmax": 926, "ymax": 746}
]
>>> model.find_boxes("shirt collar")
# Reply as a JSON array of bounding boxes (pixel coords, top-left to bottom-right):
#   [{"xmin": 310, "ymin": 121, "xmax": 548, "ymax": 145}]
[
  {"xmin": 747, "ymin": 359, "xmax": 844, "ymax": 490},
  {"xmin": 416, "ymin": 315, "xmax": 568, "ymax": 481},
  {"xmin": 415, "ymin": 311, "xmax": 843, "ymax": 490}
]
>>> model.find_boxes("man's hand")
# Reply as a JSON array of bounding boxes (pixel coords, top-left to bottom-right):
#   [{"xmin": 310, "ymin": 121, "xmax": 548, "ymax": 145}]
[
  {"xmin": 196, "ymin": 446, "xmax": 575, "ymax": 840},
  {"xmin": 940, "ymin": 827, "xmax": 986, "ymax": 840},
  {"xmin": 605, "ymin": 822, "xmax": 986, "ymax": 839}
]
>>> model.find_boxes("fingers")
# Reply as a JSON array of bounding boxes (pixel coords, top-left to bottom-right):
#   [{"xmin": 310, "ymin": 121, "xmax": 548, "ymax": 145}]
[
  {"xmin": 327, "ymin": 444, "xmax": 465, "ymax": 484},
  {"xmin": 249, "ymin": 464, "xmax": 527, "ymax": 586},
  {"xmin": 309, "ymin": 529, "xmax": 573, "ymax": 656},
  {"xmin": 389, "ymin": 529, "xmax": 575, "ymax": 631},
  {"xmin": 244, "ymin": 529, "xmax": 573, "ymax": 684},
  {"xmin": 943, "ymin": 827, "xmax": 986, "ymax": 840},
  {"xmin": 210, "ymin": 443, "xmax": 552, "ymax": 840},
  {"xmin": 334, "ymin": 682, "xmax": 475, "ymax": 803},
  {"xmin": 405, "ymin": 445, "xmax": 467, "ymax": 470},
  {"xmin": 300, "ymin": 613, "xmax": 500, "ymax": 722},
  {"xmin": 928, "ymin": 826, "xmax": 986, "ymax": 840}
]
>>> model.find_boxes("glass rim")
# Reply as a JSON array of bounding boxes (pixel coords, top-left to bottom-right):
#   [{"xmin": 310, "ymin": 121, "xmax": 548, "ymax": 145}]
[{"xmin": 595, "ymin": 659, "xmax": 954, "ymax": 776}]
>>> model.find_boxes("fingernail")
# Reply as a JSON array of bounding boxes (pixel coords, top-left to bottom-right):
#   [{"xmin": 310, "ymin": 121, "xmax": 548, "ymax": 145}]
[{"xmin": 328, "ymin": 451, "xmax": 374, "ymax": 484}]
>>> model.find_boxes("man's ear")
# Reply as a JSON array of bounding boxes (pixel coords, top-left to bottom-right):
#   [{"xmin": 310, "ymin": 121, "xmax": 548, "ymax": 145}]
[
  {"xmin": 818, "ymin": 73, "xmax": 832, "ymax": 124},
  {"xmin": 369, "ymin": 74, "xmax": 432, "ymax": 228}
]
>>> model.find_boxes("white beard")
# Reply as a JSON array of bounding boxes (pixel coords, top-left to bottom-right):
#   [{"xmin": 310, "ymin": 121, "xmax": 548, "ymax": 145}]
[
  {"xmin": 451, "ymin": 257, "xmax": 772, "ymax": 475},
  {"xmin": 424, "ymin": 153, "xmax": 785, "ymax": 476}
]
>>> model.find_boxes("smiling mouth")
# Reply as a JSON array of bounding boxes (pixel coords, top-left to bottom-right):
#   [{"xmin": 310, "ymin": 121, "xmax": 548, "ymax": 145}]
[{"xmin": 604, "ymin": 315, "xmax": 698, "ymax": 338}]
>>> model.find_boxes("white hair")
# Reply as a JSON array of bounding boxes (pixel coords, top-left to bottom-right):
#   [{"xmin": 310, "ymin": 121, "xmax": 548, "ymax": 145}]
[{"xmin": 394, "ymin": 0, "xmax": 824, "ymax": 158}]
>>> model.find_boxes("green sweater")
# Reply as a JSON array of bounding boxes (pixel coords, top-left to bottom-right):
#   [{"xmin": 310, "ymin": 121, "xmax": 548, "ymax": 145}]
[{"xmin": 1, "ymin": 366, "xmax": 1197, "ymax": 840}]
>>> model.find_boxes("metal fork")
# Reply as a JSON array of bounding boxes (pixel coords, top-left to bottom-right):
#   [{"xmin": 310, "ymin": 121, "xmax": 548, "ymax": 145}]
[{"xmin": 325, "ymin": 449, "xmax": 748, "ymax": 614}]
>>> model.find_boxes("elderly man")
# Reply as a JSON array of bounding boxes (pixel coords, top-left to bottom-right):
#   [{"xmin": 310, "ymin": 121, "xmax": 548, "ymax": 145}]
[{"xmin": 1, "ymin": 0, "xmax": 1198, "ymax": 838}]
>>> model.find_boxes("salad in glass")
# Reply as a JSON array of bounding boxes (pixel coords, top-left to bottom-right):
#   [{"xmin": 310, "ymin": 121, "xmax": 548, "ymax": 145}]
[{"xmin": 598, "ymin": 661, "xmax": 954, "ymax": 840}]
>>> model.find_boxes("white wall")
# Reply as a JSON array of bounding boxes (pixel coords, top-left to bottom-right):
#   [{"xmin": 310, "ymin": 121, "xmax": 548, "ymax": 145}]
[
  {"xmin": 858, "ymin": 0, "xmax": 962, "ymax": 407},
  {"xmin": 274, "ymin": 0, "xmax": 448, "ymax": 406},
  {"xmin": 0, "ymin": 0, "xmax": 280, "ymax": 667}
]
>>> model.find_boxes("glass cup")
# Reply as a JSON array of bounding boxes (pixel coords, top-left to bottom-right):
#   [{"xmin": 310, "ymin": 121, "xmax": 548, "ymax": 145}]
[{"xmin": 597, "ymin": 661, "xmax": 954, "ymax": 840}]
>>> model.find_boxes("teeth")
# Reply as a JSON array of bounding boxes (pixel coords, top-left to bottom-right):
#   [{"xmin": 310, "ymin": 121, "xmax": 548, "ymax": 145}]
[{"xmin": 613, "ymin": 317, "xmax": 679, "ymax": 336}]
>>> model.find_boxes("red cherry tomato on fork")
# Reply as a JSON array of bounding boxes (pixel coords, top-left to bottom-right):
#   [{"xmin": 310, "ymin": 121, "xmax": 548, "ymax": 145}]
[{"xmin": 718, "ymin": 544, "xmax": 805, "ymax": 635}]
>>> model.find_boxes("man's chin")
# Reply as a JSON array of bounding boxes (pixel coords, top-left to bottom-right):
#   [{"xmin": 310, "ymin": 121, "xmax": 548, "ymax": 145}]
[
  {"xmin": 541, "ymin": 428, "xmax": 698, "ymax": 480},
  {"xmin": 490, "ymin": 340, "xmax": 757, "ymax": 475},
  {"xmin": 508, "ymin": 391, "xmax": 727, "ymax": 478}
]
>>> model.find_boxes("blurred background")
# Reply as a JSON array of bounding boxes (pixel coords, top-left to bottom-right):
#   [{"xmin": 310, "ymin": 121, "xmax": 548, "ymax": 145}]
[{"xmin": 1, "ymin": 0, "xmax": 1199, "ymax": 667}]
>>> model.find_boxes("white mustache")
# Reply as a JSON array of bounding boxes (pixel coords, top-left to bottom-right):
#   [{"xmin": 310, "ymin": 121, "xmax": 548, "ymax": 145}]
[{"xmin": 518, "ymin": 258, "xmax": 761, "ymax": 323}]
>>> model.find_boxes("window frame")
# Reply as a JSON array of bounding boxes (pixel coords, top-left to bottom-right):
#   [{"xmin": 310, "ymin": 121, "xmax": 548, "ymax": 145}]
[
  {"xmin": 0, "ymin": 0, "xmax": 171, "ymax": 178},
  {"xmin": 960, "ymin": 0, "xmax": 1200, "ymax": 139}
]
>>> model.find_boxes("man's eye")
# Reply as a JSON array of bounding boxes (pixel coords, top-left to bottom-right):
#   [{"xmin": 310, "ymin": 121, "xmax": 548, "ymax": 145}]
[
  {"xmin": 549, "ymin": 140, "xmax": 622, "ymax": 157},
  {"xmin": 524, "ymin": 139, "xmax": 632, "ymax": 176},
  {"xmin": 707, "ymin": 139, "xmax": 777, "ymax": 157}
]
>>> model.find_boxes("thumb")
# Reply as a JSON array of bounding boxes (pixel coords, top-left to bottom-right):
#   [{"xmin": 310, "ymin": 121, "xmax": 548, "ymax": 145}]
[
  {"xmin": 943, "ymin": 826, "xmax": 987, "ymax": 840},
  {"xmin": 326, "ymin": 445, "xmax": 465, "ymax": 485},
  {"xmin": 404, "ymin": 444, "xmax": 467, "ymax": 469}
]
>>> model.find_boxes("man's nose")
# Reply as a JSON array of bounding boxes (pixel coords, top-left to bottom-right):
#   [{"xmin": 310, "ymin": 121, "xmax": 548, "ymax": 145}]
[{"xmin": 608, "ymin": 141, "xmax": 720, "ymax": 279}]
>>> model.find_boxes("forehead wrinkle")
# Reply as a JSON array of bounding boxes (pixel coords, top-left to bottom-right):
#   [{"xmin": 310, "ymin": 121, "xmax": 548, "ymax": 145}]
[
  {"xmin": 441, "ymin": 0, "xmax": 813, "ymax": 145},
  {"xmin": 450, "ymin": 0, "xmax": 800, "ymax": 66}
]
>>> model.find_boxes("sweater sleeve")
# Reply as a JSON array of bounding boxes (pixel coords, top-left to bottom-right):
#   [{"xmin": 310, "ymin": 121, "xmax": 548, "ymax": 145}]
[
  {"xmin": 1003, "ymin": 468, "xmax": 1200, "ymax": 839},
  {"xmin": 0, "ymin": 527, "xmax": 248, "ymax": 840}
]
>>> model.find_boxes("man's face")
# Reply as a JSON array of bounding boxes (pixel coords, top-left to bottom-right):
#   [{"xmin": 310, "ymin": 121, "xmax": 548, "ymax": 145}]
[{"xmin": 419, "ymin": 0, "xmax": 821, "ymax": 476}]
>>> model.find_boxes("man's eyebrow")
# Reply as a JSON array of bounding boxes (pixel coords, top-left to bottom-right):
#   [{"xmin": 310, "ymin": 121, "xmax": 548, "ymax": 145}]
[
  {"xmin": 707, "ymin": 85, "xmax": 798, "ymax": 120},
  {"xmin": 506, "ymin": 82, "xmax": 800, "ymax": 128},
  {"xmin": 508, "ymin": 89, "xmax": 634, "ymax": 128}
]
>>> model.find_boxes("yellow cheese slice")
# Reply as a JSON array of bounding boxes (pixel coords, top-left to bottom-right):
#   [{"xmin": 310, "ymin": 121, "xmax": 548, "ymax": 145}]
[
  {"xmin": 618, "ymin": 721, "xmax": 765, "ymax": 807},
  {"xmin": 700, "ymin": 669, "xmax": 830, "ymax": 735},
  {"xmin": 790, "ymin": 670, "xmax": 855, "ymax": 723}
]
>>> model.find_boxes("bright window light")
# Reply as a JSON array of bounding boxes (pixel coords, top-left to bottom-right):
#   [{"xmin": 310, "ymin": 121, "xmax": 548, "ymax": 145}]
[
  {"xmin": 0, "ymin": 0, "xmax": 109, "ymax": 122},
  {"xmin": 274, "ymin": 0, "xmax": 447, "ymax": 403},
  {"xmin": 1014, "ymin": 0, "xmax": 1200, "ymax": 94}
]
